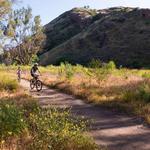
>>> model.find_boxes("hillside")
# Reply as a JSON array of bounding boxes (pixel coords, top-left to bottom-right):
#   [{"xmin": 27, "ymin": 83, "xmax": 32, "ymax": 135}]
[
  {"xmin": 39, "ymin": 8, "xmax": 97, "ymax": 55},
  {"xmin": 39, "ymin": 7, "xmax": 150, "ymax": 68}
]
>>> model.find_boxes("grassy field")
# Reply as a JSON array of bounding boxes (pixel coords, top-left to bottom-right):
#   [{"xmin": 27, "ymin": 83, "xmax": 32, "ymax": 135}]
[
  {"xmin": 8, "ymin": 62, "xmax": 150, "ymax": 124},
  {"xmin": 0, "ymin": 68, "xmax": 99, "ymax": 150}
]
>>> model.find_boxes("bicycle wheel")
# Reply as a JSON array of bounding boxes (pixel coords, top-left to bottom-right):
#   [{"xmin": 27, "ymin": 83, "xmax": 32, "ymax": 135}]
[
  {"xmin": 30, "ymin": 79, "xmax": 35, "ymax": 89},
  {"xmin": 36, "ymin": 80, "xmax": 42, "ymax": 91}
]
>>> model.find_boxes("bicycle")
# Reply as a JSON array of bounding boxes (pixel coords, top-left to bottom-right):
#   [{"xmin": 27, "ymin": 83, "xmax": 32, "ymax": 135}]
[{"xmin": 30, "ymin": 76, "xmax": 43, "ymax": 92}]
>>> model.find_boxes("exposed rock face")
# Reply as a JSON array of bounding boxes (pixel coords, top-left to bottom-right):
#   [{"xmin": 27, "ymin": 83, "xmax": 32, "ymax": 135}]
[{"xmin": 39, "ymin": 7, "xmax": 150, "ymax": 68}]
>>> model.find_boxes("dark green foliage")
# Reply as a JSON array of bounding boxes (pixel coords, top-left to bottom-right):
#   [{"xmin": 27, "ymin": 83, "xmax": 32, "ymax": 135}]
[{"xmin": 89, "ymin": 59, "xmax": 103, "ymax": 68}]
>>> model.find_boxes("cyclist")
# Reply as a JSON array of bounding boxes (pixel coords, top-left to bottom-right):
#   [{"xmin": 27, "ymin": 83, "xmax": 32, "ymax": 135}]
[
  {"xmin": 30, "ymin": 63, "xmax": 41, "ymax": 79},
  {"xmin": 17, "ymin": 66, "xmax": 21, "ymax": 82}
]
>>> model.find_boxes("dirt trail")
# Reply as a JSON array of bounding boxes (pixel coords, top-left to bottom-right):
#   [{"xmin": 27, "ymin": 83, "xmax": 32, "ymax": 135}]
[{"xmin": 20, "ymin": 79, "xmax": 150, "ymax": 150}]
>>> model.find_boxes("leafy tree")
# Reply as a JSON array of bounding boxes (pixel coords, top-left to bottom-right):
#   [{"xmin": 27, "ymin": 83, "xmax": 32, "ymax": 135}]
[
  {"xmin": 0, "ymin": 0, "xmax": 18, "ymax": 58},
  {"xmin": 4, "ymin": 7, "xmax": 45, "ymax": 65},
  {"xmin": 0, "ymin": 0, "xmax": 12, "ymax": 55},
  {"xmin": 0, "ymin": 0, "xmax": 11, "ymax": 19}
]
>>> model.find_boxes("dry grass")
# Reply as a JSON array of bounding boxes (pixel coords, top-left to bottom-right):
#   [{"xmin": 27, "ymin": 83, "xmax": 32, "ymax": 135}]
[
  {"xmin": 23, "ymin": 65, "xmax": 150, "ymax": 124},
  {"xmin": 2, "ymin": 65, "xmax": 150, "ymax": 124}
]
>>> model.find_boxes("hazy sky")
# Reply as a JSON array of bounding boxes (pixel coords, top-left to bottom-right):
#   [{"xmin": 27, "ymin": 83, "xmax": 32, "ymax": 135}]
[{"xmin": 15, "ymin": 0, "xmax": 150, "ymax": 25}]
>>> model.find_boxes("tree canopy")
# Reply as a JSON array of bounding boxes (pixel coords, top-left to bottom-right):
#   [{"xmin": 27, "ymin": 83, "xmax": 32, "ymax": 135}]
[
  {"xmin": 0, "ymin": 1, "xmax": 46, "ymax": 65},
  {"xmin": 3, "ymin": 7, "xmax": 45, "ymax": 65},
  {"xmin": 0, "ymin": 0, "xmax": 12, "ymax": 19}
]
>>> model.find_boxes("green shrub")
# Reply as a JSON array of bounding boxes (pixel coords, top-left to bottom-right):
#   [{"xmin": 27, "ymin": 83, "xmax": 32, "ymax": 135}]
[
  {"xmin": 0, "ymin": 101, "xmax": 27, "ymax": 142},
  {"xmin": 124, "ymin": 83, "xmax": 150, "ymax": 103},
  {"xmin": 31, "ymin": 55, "xmax": 39, "ymax": 64},
  {"xmin": 0, "ymin": 99, "xmax": 99, "ymax": 150},
  {"xmin": 138, "ymin": 83, "xmax": 150, "ymax": 103},
  {"xmin": 87, "ymin": 60, "xmax": 116, "ymax": 86},
  {"xmin": 58, "ymin": 62, "xmax": 66, "ymax": 78},
  {"xmin": 65, "ymin": 62, "xmax": 74, "ymax": 80},
  {"xmin": 27, "ymin": 107, "xmax": 98, "ymax": 150},
  {"xmin": 89, "ymin": 59, "xmax": 103, "ymax": 68},
  {"xmin": 104, "ymin": 61, "xmax": 116, "ymax": 70},
  {"xmin": 59, "ymin": 62, "xmax": 74, "ymax": 81}
]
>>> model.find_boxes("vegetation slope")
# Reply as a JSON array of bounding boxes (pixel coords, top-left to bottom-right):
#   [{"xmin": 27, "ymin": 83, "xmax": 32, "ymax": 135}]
[{"xmin": 39, "ymin": 7, "xmax": 150, "ymax": 68}]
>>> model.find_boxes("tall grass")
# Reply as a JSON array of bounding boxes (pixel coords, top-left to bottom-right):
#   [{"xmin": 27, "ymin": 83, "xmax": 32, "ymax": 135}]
[
  {"xmin": 124, "ymin": 81, "xmax": 150, "ymax": 103},
  {"xmin": 0, "ymin": 73, "xmax": 18, "ymax": 91}
]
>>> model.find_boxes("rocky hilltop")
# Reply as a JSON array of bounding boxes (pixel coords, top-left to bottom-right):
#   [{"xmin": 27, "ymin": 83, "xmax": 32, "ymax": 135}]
[{"xmin": 39, "ymin": 7, "xmax": 150, "ymax": 68}]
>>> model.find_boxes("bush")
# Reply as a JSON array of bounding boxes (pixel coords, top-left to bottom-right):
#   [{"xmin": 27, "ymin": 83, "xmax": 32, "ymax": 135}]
[
  {"xmin": 0, "ymin": 101, "xmax": 27, "ymax": 142},
  {"xmin": 27, "ymin": 107, "xmax": 98, "ymax": 150},
  {"xmin": 0, "ymin": 99, "xmax": 99, "ymax": 150},
  {"xmin": 138, "ymin": 83, "xmax": 150, "ymax": 103},
  {"xmin": 124, "ymin": 82, "xmax": 150, "ymax": 103},
  {"xmin": 65, "ymin": 62, "xmax": 74, "ymax": 80},
  {"xmin": 89, "ymin": 59, "xmax": 103, "ymax": 68},
  {"xmin": 87, "ymin": 60, "xmax": 116, "ymax": 86},
  {"xmin": 31, "ymin": 55, "xmax": 39, "ymax": 64},
  {"xmin": 104, "ymin": 61, "xmax": 116, "ymax": 70},
  {"xmin": 59, "ymin": 62, "xmax": 74, "ymax": 81}
]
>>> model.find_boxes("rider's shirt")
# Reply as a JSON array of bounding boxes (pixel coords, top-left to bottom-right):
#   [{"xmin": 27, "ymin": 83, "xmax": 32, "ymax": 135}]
[{"xmin": 31, "ymin": 67, "xmax": 39, "ymax": 75}]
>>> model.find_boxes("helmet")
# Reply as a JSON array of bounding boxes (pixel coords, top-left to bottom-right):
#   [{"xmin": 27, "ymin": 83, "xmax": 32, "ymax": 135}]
[{"xmin": 34, "ymin": 63, "xmax": 38, "ymax": 67}]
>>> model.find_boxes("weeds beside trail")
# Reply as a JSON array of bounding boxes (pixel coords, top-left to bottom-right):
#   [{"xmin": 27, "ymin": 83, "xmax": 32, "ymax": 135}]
[
  {"xmin": 0, "ymin": 69, "xmax": 100, "ymax": 150},
  {"xmin": 0, "ymin": 99, "xmax": 99, "ymax": 150},
  {"xmin": 0, "ymin": 73, "xmax": 18, "ymax": 91}
]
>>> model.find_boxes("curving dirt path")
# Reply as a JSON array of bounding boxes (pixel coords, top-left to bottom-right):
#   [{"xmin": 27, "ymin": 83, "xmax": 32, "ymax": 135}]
[{"xmin": 20, "ymin": 79, "xmax": 150, "ymax": 150}]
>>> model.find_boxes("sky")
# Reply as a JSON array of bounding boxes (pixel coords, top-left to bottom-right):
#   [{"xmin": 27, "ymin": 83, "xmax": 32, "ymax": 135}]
[{"xmin": 15, "ymin": 0, "xmax": 150, "ymax": 25}]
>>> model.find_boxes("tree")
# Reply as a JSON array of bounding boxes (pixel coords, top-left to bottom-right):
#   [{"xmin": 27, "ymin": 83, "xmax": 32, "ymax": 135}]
[
  {"xmin": 0, "ymin": 0, "xmax": 10, "ymax": 60},
  {"xmin": 0, "ymin": 0, "xmax": 17, "ymax": 56},
  {"xmin": 5, "ymin": 7, "xmax": 45, "ymax": 65},
  {"xmin": 0, "ymin": 0, "xmax": 11, "ymax": 19}
]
